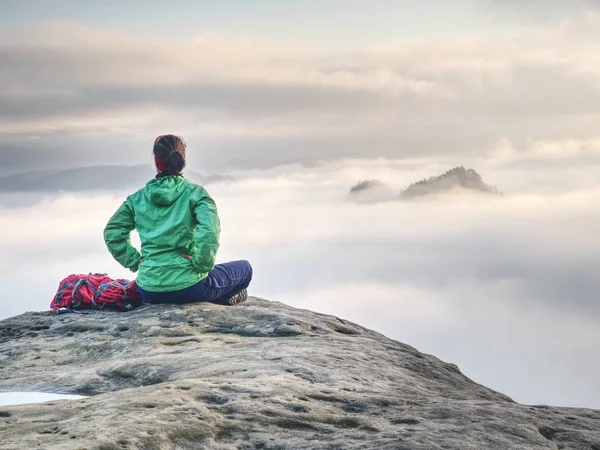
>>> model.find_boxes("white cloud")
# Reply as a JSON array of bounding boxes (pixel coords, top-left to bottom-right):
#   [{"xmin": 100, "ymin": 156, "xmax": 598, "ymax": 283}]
[{"xmin": 486, "ymin": 137, "xmax": 600, "ymax": 163}]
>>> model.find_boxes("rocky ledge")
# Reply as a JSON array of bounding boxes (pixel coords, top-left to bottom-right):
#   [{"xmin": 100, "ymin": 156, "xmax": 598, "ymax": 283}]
[{"xmin": 0, "ymin": 298, "xmax": 598, "ymax": 449}]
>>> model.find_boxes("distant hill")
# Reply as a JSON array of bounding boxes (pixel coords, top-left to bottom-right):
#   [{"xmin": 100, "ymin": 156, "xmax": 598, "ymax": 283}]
[
  {"xmin": 349, "ymin": 179, "xmax": 386, "ymax": 194},
  {"xmin": 348, "ymin": 179, "xmax": 395, "ymax": 203},
  {"xmin": 0, "ymin": 165, "xmax": 231, "ymax": 193},
  {"xmin": 348, "ymin": 167, "xmax": 501, "ymax": 203},
  {"xmin": 400, "ymin": 167, "xmax": 501, "ymax": 199}
]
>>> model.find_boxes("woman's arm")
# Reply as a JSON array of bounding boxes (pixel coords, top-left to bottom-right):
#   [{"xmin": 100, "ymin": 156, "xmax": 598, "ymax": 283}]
[
  {"xmin": 191, "ymin": 188, "xmax": 221, "ymax": 273},
  {"xmin": 103, "ymin": 198, "xmax": 143, "ymax": 272}
]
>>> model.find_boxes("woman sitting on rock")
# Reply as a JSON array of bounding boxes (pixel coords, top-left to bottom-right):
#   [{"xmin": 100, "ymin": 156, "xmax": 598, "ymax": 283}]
[{"xmin": 103, "ymin": 134, "xmax": 252, "ymax": 305}]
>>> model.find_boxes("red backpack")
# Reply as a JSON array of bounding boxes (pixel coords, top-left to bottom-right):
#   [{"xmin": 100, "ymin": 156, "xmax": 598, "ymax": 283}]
[{"xmin": 50, "ymin": 273, "xmax": 143, "ymax": 314}]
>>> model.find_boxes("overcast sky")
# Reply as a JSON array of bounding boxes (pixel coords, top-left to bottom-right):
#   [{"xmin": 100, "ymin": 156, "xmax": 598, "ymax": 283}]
[
  {"xmin": 1, "ymin": 1, "xmax": 599, "ymax": 409},
  {"xmin": 2, "ymin": 0, "xmax": 600, "ymax": 174}
]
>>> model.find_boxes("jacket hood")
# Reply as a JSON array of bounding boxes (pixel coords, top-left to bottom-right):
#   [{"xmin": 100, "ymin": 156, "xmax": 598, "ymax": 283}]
[{"xmin": 144, "ymin": 176, "xmax": 188, "ymax": 206}]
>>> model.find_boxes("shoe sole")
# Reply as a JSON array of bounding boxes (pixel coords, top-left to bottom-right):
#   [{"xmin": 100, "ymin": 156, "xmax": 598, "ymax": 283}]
[{"xmin": 226, "ymin": 288, "xmax": 248, "ymax": 306}]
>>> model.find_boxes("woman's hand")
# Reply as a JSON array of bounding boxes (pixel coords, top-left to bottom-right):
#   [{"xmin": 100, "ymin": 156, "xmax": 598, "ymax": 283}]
[{"xmin": 182, "ymin": 254, "xmax": 192, "ymax": 261}]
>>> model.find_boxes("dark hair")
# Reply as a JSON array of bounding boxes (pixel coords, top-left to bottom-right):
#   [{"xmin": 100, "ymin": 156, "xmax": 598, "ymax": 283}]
[{"xmin": 153, "ymin": 134, "xmax": 187, "ymax": 175}]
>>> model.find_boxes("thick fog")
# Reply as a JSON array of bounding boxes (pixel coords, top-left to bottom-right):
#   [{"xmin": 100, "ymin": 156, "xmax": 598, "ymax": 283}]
[{"xmin": 1, "ymin": 158, "xmax": 599, "ymax": 409}]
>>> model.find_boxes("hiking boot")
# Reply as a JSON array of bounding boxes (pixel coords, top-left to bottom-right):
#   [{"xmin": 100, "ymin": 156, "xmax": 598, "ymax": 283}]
[{"xmin": 225, "ymin": 288, "xmax": 248, "ymax": 306}]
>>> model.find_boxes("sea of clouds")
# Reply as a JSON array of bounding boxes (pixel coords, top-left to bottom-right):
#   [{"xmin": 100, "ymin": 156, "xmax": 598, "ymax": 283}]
[{"xmin": 1, "ymin": 157, "xmax": 599, "ymax": 409}]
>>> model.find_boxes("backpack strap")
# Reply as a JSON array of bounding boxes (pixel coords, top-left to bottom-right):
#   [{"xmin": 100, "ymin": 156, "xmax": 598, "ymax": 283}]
[
  {"xmin": 93, "ymin": 281, "xmax": 127, "ymax": 307},
  {"xmin": 90, "ymin": 283, "xmax": 110, "ymax": 309},
  {"xmin": 52, "ymin": 282, "xmax": 75, "ymax": 307},
  {"xmin": 71, "ymin": 279, "xmax": 95, "ymax": 310},
  {"xmin": 56, "ymin": 308, "xmax": 89, "ymax": 315},
  {"xmin": 52, "ymin": 280, "xmax": 91, "ymax": 314}
]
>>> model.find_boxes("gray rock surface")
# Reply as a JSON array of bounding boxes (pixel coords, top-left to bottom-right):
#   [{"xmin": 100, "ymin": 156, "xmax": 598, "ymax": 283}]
[{"xmin": 0, "ymin": 298, "xmax": 598, "ymax": 449}]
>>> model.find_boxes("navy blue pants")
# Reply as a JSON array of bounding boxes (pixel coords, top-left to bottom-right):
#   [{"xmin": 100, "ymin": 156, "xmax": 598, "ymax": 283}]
[{"xmin": 138, "ymin": 260, "xmax": 253, "ymax": 305}]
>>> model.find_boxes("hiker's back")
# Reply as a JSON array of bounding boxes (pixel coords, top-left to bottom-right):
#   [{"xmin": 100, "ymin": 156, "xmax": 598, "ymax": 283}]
[
  {"xmin": 133, "ymin": 176, "xmax": 196, "ymax": 260},
  {"xmin": 129, "ymin": 176, "xmax": 216, "ymax": 291}
]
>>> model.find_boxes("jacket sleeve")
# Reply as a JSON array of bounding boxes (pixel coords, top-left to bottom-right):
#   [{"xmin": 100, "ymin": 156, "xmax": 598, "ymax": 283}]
[
  {"xmin": 103, "ymin": 198, "xmax": 143, "ymax": 272},
  {"xmin": 192, "ymin": 188, "xmax": 221, "ymax": 273}
]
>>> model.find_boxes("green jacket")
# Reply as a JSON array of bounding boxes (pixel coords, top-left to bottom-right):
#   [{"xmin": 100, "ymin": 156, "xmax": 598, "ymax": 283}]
[{"xmin": 104, "ymin": 175, "xmax": 220, "ymax": 292}]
